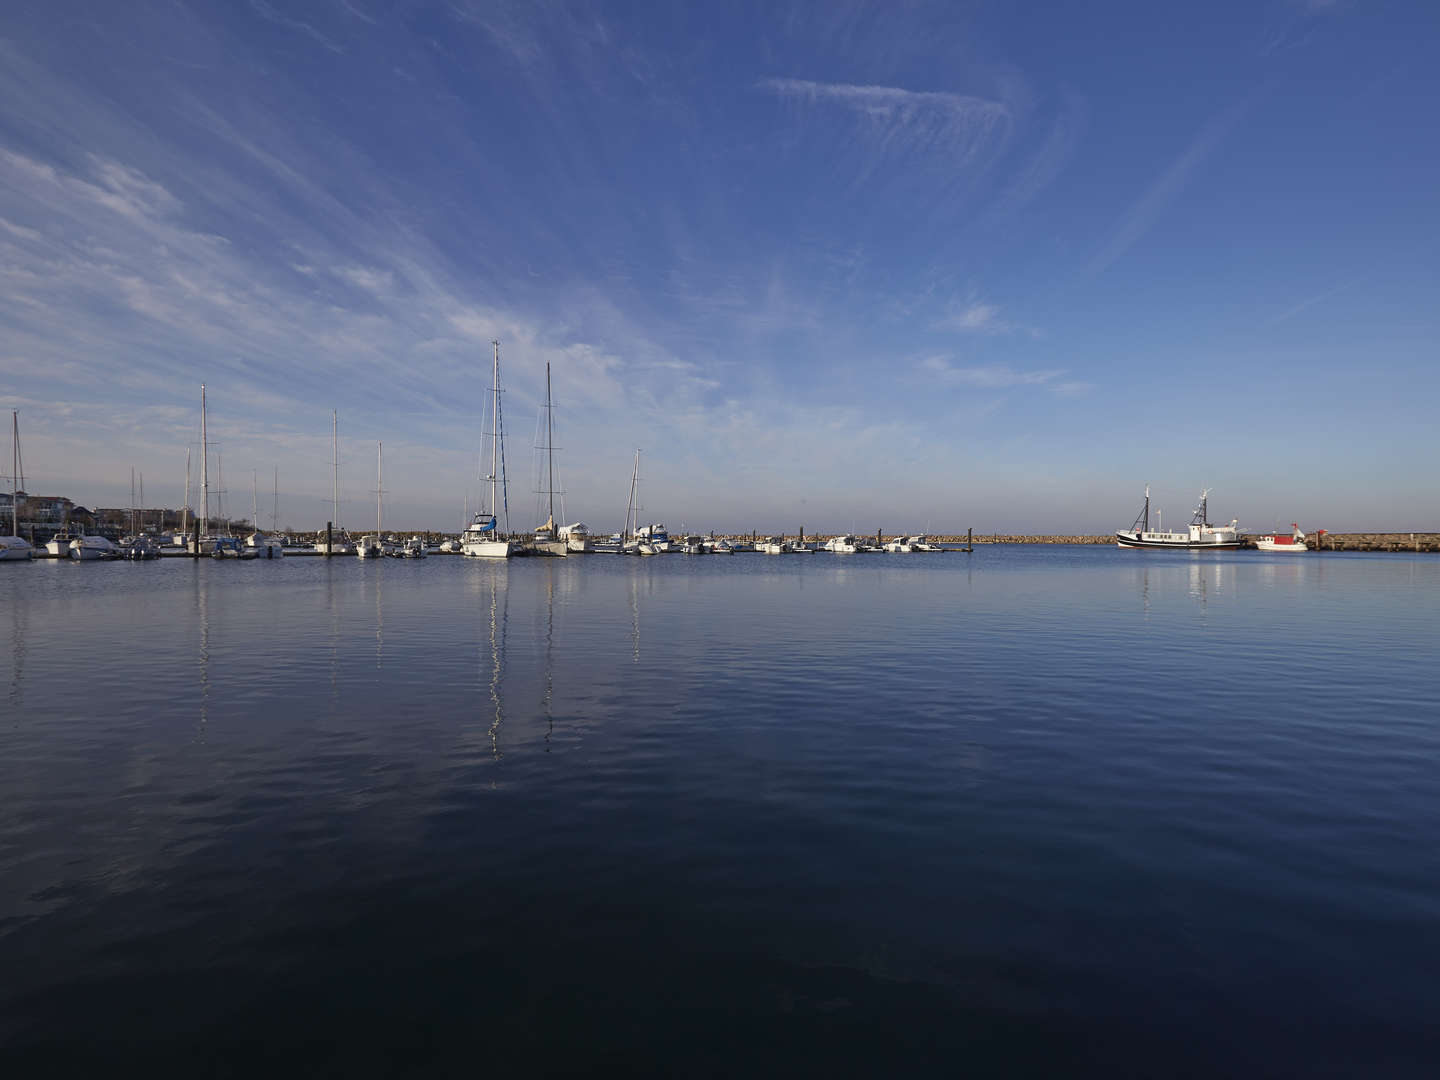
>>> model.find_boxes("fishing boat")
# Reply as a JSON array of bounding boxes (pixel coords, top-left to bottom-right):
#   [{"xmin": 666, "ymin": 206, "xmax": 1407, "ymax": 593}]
[
  {"xmin": 681, "ymin": 535, "xmax": 706, "ymax": 554},
  {"xmin": 1255, "ymin": 524, "xmax": 1312, "ymax": 552},
  {"xmin": 462, "ymin": 341, "xmax": 517, "ymax": 559},
  {"xmin": 559, "ymin": 523, "xmax": 591, "ymax": 553},
  {"xmin": 2, "ymin": 412, "xmax": 33, "ymax": 561},
  {"xmin": 883, "ymin": 536, "xmax": 917, "ymax": 553},
  {"xmin": 402, "ymin": 535, "xmax": 428, "ymax": 558},
  {"xmin": 1115, "ymin": 487, "xmax": 1241, "ymax": 550},
  {"xmin": 823, "ymin": 534, "xmax": 859, "ymax": 553},
  {"xmin": 761, "ymin": 536, "xmax": 788, "ymax": 554}
]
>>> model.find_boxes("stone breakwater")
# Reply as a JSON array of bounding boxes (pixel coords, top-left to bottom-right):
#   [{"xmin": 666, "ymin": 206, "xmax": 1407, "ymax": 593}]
[{"xmin": 768, "ymin": 534, "xmax": 1438, "ymax": 550}]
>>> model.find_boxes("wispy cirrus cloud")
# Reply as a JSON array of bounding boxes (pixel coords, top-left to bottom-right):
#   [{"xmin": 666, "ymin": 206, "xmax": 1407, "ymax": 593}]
[
  {"xmin": 1086, "ymin": 102, "xmax": 1244, "ymax": 277},
  {"xmin": 920, "ymin": 356, "xmax": 1066, "ymax": 389},
  {"xmin": 758, "ymin": 77, "xmax": 1013, "ymax": 174}
]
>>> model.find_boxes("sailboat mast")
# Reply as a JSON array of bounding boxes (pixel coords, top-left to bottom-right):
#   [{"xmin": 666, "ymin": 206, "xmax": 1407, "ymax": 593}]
[
  {"xmin": 130, "ymin": 467, "xmax": 136, "ymax": 536},
  {"xmin": 377, "ymin": 442, "xmax": 383, "ymax": 534},
  {"xmin": 1144, "ymin": 484, "xmax": 1150, "ymax": 534},
  {"xmin": 200, "ymin": 383, "xmax": 209, "ymax": 537},
  {"xmin": 272, "ymin": 466, "xmax": 279, "ymax": 533},
  {"xmin": 251, "ymin": 469, "xmax": 258, "ymax": 535},
  {"xmin": 182, "ymin": 448, "xmax": 191, "ymax": 537},
  {"xmin": 9, "ymin": 412, "xmax": 17, "ymax": 539},
  {"xmin": 546, "ymin": 362, "xmax": 555, "ymax": 526},
  {"xmin": 491, "ymin": 341, "xmax": 501, "ymax": 533},
  {"xmin": 332, "ymin": 410, "xmax": 339, "ymax": 530}
]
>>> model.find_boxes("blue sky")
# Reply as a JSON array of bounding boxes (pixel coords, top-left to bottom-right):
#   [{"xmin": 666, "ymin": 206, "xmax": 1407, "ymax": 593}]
[{"xmin": 1, "ymin": 0, "xmax": 1436, "ymax": 534}]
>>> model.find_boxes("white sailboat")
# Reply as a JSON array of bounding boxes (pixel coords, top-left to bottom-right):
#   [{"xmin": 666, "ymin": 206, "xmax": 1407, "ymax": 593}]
[
  {"xmin": 619, "ymin": 450, "xmax": 642, "ymax": 554},
  {"xmin": 462, "ymin": 341, "xmax": 516, "ymax": 559},
  {"xmin": 357, "ymin": 442, "xmax": 385, "ymax": 558},
  {"xmin": 314, "ymin": 411, "xmax": 357, "ymax": 555},
  {"xmin": 532, "ymin": 362, "xmax": 567, "ymax": 555},
  {"xmin": 2, "ymin": 411, "xmax": 33, "ymax": 561}
]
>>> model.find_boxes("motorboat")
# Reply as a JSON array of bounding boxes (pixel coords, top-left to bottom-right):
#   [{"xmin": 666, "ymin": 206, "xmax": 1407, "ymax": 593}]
[
  {"xmin": 1116, "ymin": 487, "xmax": 1240, "ymax": 549},
  {"xmin": 1255, "ymin": 523, "xmax": 1312, "ymax": 552},
  {"xmin": 247, "ymin": 531, "xmax": 285, "ymax": 558},
  {"xmin": 356, "ymin": 533, "xmax": 384, "ymax": 559},
  {"xmin": 402, "ymin": 535, "xmax": 428, "ymax": 558},
  {"xmin": 69, "ymin": 534, "xmax": 119, "ymax": 561},
  {"xmin": 120, "ymin": 534, "xmax": 162, "ymax": 560},
  {"xmin": 883, "ymin": 536, "xmax": 917, "ymax": 553},
  {"xmin": 823, "ymin": 534, "xmax": 859, "ymax": 553},
  {"xmin": 681, "ymin": 535, "xmax": 706, "ymax": 554},
  {"xmin": 560, "ymin": 522, "xmax": 591, "ymax": 553},
  {"xmin": 761, "ymin": 536, "xmax": 789, "ymax": 554}
]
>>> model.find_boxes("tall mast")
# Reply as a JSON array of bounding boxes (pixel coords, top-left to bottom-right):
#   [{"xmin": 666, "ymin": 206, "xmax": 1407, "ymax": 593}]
[
  {"xmin": 491, "ymin": 341, "xmax": 501, "ymax": 532},
  {"xmin": 139, "ymin": 472, "xmax": 145, "ymax": 533},
  {"xmin": 545, "ymin": 362, "xmax": 555, "ymax": 528},
  {"xmin": 376, "ymin": 442, "xmax": 383, "ymax": 535},
  {"xmin": 332, "ymin": 410, "xmax": 339, "ymax": 530},
  {"xmin": 9, "ymin": 412, "xmax": 18, "ymax": 539},
  {"xmin": 272, "ymin": 466, "xmax": 279, "ymax": 533},
  {"xmin": 182, "ymin": 448, "xmax": 191, "ymax": 537},
  {"xmin": 251, "ymin": 469, "xmax": 259, "ymax": 535},
  {"xmin": 200, "ymin": 383, "xmax": 209, "ymax": 537},
  {"xmin": 130, "ymin": 467, "xmax": 136, "ymax": 536},
  {"xmin": 1144, "ymin": 484, "xmax": 1149, "ymax": 534},
  {"xmin": 625, "ymin": 449, "xmax": 640, "ymax": 542}
]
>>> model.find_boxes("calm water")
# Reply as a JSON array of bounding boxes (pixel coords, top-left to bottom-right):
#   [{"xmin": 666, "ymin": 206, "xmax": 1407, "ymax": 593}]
[{"xmin": 2, "ymin": 547, "xmax": 1437, "ymax": 1075}]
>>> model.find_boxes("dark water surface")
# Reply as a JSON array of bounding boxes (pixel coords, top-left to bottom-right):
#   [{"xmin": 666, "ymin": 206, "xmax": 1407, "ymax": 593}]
[{"xmin": 2, "ymin": 547, "xmax": 1437, "ymax": 1075}]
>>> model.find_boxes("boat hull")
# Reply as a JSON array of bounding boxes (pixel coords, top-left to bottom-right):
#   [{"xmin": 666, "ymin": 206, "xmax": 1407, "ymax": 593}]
[
  {"xmin": 0, "ymin": 538, "xmax": 32, "ymax": 560},
  {"xmin": 1255, "ymin": 538, "xmax": 1307, "ymax": 552},
  {"xmin": 1115, "ymin": 531, "xmax": 1241, "ymax": 550},
  {"xmin": 462, "ymin": 540, "xmax": 515, "ymax": 559}
]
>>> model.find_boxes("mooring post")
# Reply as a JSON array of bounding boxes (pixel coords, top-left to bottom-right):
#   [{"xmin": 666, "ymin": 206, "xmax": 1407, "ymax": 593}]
[
  {"xmin": 326, "ymin": 521, "xmax": 333, "ymax": 557},
  {"xmin": 192, "ymin": 518, "xmax": 200, "ymax": 559},
  {"xmin": 966, "ymin": 527, "xmax": 974, "ymax": 553}
]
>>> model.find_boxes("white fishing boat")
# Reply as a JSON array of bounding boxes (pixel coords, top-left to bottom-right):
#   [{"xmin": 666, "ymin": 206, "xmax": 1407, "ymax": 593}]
[
  {"xmin": 635, "ymin": 524, "xmax": 671, "ymax": 552},
  {"xmin": 121, "ymin": 534, "xmax": 162, "ymax": 560},
  {"xmin": 402, "ymin": 535, "xmax": 428, "ymax": 558},
  {"xmin": 708, "ymin": 538, "xmax": 735, "ymax": 555},
  {"xmin": 823, "ymin": 534, "xmax": 859, "ymax": 553},
  {"xmin": 1255, "ymin": 524, "xmax": 1313, "ymax": 552},
  {"xmin": 761, "ymin": 536, "xmax": 788, "ymax": 554},
  {"xmin": 2, "ymin": 412, "xmax": 33, "ymax": 561},
  {"xmin": 681, "ymin": 535, "xmax": 706, "ymax": 554},
  {"xmin": 883, "ymin": 536, "xmax": 917, "ymax": 553},
  {"xmin": 1116, "ymin": 487, "xmax": 1241, "ymax": 550},
  {"xmin": 462, "ymin": 341, "xmax": 517, "ymax": 559}
]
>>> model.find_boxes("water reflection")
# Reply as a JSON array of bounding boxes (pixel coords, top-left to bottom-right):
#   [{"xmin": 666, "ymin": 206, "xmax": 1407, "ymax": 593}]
[
  {"xmin": 630, "ymin": 571, "xmax": 641, "ymax": 664},
  {"xmin": 485, "ymin": 568, "xmax": 509, "ymax": 762},
  {"xmin": 542, "ymin": 565, "xmax": 555, "ymax": 750},
  {"xmin": 7, "ymin": 584, "xmax": 26, "ymax": 715},
  {"xmin": 375, "ymin": 564, "xmax": 384, "ymax": 670},
  {"xmin": 195, "ymin": 565, "xmax": 210, "ymax": 740}
]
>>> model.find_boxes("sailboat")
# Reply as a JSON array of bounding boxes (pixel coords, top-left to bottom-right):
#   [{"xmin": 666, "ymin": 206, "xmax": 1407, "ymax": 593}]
[
  {"xmin": 461, "ymin": 341, "xmax": 517, "ymax": 559},
  {"xmin": 314, "ymin": 411, "xmax": 357, "ymax": 555},
  {"xmin": 620, "ymin": 450, "xmax": 642, "ymax": 554},
  {"xmin": 2, "ymin": 411, "xmax": 33, "ymax": 561},
  {"xmin": 357, "ymin": 442, "xmax": 385, "ymax": 558},
  {"xmin": 532, "ymin": 362, "xmax": 568, "ymax": 555},
  {"xmin": 245, "ymin": 469, "xmax": 284, "ymax": 557}
]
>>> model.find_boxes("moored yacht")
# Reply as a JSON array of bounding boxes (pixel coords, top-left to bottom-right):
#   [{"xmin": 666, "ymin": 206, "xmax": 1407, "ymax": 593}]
[
  {"xmin": 2, "ymin": 412, "xmax": 32, "ymax": 561},
  {"xmin": 1116, "ymin": 487, "xmax": 1240, "ymax": 550},
  {"xmin": 823, "ymin": 534, "xmax": 859, "ymax": 553},
  {"xmin": 461, "ymin": 341, "xmax": 517, "ymax": 559},
  {"xmin": 69, "ymin": 533, "xmax": 119, "ymax": 561}
]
